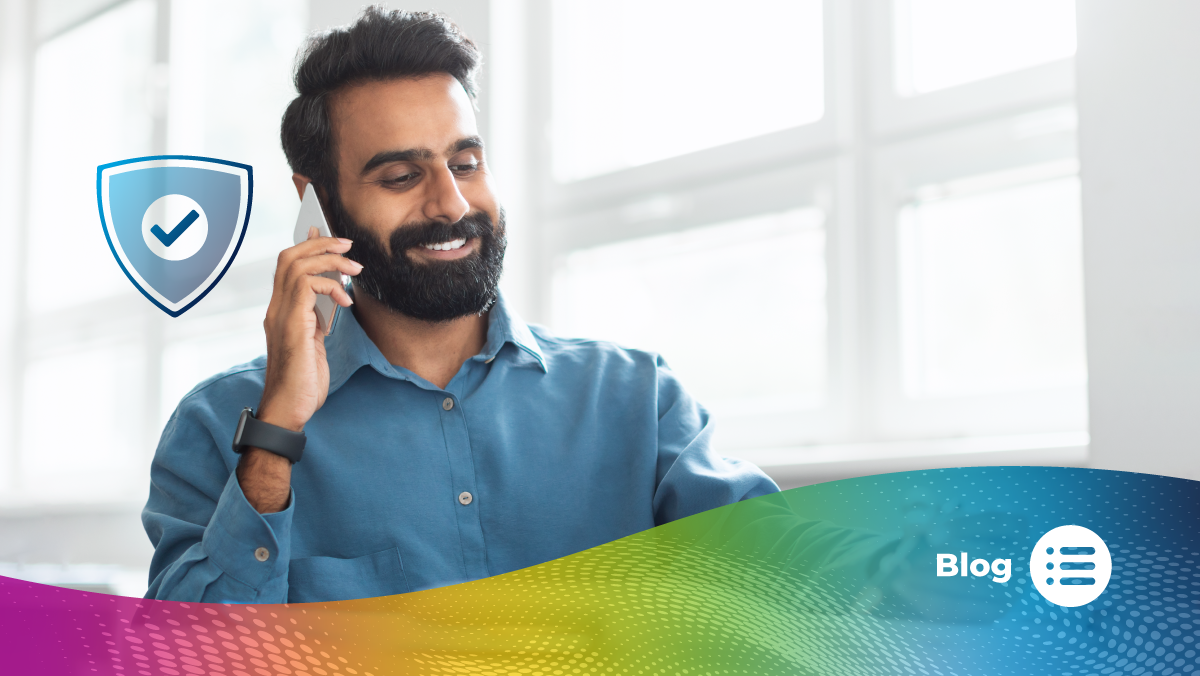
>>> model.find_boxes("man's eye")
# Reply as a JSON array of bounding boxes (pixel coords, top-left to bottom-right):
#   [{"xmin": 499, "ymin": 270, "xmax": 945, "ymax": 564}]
[
  {"xmin": 451, "ymin": 163, "xmax": 478, "ymax": 173},
  {"xmin": 381, "ymin": 173, "xmax": 418, "ymax": 186}
]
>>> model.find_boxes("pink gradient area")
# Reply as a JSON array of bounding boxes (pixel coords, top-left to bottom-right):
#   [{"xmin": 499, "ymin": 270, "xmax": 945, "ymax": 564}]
[{"xmin": 0, "ymin": 575, "xmax": 369, "ymax": 676}]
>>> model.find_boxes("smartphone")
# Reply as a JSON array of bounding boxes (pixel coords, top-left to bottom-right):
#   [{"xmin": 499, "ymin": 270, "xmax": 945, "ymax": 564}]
[{"xmin": 292, "ymin": 183, "xmax": 341, "ymax": 334}]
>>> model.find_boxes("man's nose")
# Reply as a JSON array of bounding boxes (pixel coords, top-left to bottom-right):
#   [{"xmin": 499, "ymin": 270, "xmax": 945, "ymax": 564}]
[{"xmin": 422, "ymin": 166, "xmax": 471, "ymax": 224}]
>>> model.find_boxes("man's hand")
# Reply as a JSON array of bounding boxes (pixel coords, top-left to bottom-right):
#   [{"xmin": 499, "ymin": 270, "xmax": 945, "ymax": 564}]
[{"xmin": 237, "ymin": 227, "xmax": 361, "ymax": 513}]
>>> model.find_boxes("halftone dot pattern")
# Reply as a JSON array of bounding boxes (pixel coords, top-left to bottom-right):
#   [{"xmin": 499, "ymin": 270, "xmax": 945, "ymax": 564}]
[
  {"xmin": 2, "ymin": 467, "xmax": 1198, "ymax": 675},
  {"xmin": 0, "ymin": 590, "xmax": 370, "ymax": 676}
]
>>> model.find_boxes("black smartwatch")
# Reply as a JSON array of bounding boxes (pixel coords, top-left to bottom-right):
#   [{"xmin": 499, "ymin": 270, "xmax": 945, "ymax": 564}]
[{"xmin": 231, "ymin": 407, "xmax": 306, "ymax": 464}]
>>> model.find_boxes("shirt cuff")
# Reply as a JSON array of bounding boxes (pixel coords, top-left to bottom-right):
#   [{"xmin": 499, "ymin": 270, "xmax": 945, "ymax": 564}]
[{"xmin": 200, "ymin": 470, "xmax": 294, "ymax": 591}]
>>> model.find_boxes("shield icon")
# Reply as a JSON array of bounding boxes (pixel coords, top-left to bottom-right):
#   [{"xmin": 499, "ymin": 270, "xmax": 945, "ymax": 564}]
[{"xmin": 97, "ymin": 155, "xmax": 252, "ymax": 317}]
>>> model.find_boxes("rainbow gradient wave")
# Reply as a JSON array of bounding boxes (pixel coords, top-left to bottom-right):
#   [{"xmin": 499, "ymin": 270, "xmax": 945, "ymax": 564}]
[{"xmin": 3, "ymin": 466, "xmax": 1199, "ymax": 675}]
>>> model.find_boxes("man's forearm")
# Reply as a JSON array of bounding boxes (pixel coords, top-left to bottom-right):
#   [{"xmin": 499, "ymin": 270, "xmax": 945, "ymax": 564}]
[{"xmin": 236, "ymin": 449, "xmax": 292, "ymax": 513}]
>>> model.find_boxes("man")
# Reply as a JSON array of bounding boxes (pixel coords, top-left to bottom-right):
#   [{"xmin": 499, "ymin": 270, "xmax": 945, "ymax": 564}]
[{"xmin": 142, "ymin": 7, "xmax": 778, "ymax": 603}]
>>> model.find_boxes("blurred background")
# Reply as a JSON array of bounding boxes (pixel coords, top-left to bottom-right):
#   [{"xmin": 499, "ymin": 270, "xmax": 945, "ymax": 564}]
[{"xmin": 0, "ymin": 0, "xmax": 1195, "ymax": 595}]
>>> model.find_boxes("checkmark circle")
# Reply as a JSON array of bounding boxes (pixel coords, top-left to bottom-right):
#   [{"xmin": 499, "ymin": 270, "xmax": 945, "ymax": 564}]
[{"xmin": 141, "ymin": 194, "xmax": 209, "ymax": 261}]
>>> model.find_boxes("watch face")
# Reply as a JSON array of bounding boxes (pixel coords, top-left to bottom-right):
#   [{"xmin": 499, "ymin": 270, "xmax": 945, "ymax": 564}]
[{"xmin": 232, "ymin": 408, "xmax": 250, "ymax": 452}]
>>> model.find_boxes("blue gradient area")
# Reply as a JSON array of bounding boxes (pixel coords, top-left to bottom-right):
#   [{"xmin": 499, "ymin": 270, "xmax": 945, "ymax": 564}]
[
  {"xmin": 787, "ymin": 467, "xmax": 1200, "ymax": 675},
  {"xmin": 108, "ymin": 166, "xmax": 240, "ymax": 302}
]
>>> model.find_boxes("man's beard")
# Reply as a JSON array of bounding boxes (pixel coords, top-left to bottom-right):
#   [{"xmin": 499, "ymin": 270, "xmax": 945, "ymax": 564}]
[{"xmin": 325, "ymin": 192, "xmax": 507, "ymax": 322}]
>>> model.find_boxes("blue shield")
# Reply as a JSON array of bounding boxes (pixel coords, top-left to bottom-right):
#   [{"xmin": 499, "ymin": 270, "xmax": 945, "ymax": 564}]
[{"xmin": 97, "ymin": 155, "xmax": 252, "ymax": 317}]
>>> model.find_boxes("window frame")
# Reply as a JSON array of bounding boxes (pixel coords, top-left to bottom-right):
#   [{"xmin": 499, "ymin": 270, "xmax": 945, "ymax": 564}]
[
  {"xmin": 867, "ymin": 0, "xmax": 1077, "ymax": 137},
  {"xmin": 2, "ymin": 0, "xmax": 296, "ymax": 506},
  {"xmin": 522, "ymin": 0, "xmax": 1087, "ymax": 465},
  {"xmin": 869, "ymin": 113, "xmax": 1086, "ymax": 441},
  {"xmin": 529, "ymin": 0, "xmax": 858, "ymax": 453},
  {"xmin": 3, "ymin": 0, "xmax": 170, "ymax": 506}
]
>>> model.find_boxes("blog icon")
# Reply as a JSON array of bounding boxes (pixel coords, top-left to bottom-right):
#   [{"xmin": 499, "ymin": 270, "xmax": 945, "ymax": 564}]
[{"xmin": 1030, "ymin": 525, "xmax": 1112, "ymax": 607}]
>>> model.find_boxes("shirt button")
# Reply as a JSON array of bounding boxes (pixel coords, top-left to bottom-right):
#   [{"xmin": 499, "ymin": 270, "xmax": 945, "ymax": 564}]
[
  {"xmin": 254, "ymin": 547, "xmax": 270, "ymax": 562},
  {"xmin": 458, "ymin": 491, "xmax": 473, "ymax": 506},
  {"xmin": 442, "ymin": 397, "xmax": 454, "ymax": 411}
]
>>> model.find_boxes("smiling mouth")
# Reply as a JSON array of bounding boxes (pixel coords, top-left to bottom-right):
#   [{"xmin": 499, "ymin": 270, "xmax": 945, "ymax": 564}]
[{"xmin": 422, "ymin": 238, "xmax": 467, "ymax": 251}]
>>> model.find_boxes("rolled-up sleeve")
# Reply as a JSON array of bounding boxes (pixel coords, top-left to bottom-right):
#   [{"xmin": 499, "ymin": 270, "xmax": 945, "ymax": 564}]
[
  {"xmin": 142, "ymin": 387, "xmax": 293, "ymax": 603},
  {"xmin": 651, "ymin": 356, "xmax": 780, "ymax": 525}
]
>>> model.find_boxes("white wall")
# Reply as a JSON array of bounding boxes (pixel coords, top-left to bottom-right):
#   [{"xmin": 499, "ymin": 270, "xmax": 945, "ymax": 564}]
[
  {"xmin": 1076, "ymin": 1, "xmax": 1200, "ymax": 481},
  {"xmin": 0, "ymin": 0, "xmax": 30, "ymax": 496}
]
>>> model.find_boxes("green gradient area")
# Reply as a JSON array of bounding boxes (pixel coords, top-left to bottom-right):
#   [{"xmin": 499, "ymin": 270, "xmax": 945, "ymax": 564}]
[{"xmin": 329, "ymin": 478, "xmax": 1011, "ymax": 675}]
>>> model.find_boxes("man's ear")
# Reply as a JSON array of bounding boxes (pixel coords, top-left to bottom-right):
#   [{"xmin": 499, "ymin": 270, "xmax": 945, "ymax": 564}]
[{"xmin": 292, "ymin": 174, "xmax": 311, "ymax": 201}]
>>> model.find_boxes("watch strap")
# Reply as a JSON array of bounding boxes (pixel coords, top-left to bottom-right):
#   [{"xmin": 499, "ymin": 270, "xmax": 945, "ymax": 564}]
[{"xmin": 233, "ymin": 408, "xmax": 306, "ymax": 463}]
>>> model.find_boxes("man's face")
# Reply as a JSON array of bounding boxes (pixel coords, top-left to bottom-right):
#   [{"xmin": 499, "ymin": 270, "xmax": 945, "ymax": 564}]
[{"xmin": 323, "ymin": 73, "xmax": 505, "ymax": 321}]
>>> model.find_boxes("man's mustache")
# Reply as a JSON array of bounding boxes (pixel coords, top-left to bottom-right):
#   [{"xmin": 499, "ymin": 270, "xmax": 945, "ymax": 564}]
[{"xmin": 386, "ymin": 212, "xmax": 495, "ymax": 255}]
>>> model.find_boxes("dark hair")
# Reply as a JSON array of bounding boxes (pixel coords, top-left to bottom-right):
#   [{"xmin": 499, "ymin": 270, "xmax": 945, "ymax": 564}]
[{"xmin": 280, "ymin": 6, "xmax": 481, "ymax": 193}]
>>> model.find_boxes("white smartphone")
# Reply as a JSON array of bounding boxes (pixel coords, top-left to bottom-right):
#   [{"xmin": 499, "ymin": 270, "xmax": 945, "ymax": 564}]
[{"xmin": 293, "ymin": 183, "xmax": 342, "ymax": 335}]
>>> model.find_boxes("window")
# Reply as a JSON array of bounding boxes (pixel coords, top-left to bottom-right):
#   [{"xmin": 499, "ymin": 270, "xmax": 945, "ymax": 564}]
[
  {"xmin": 168, "ymin": 0, "xmax": 308, "ymax": 263},
  {"xmin": 894, "ymin": 0, "xmax": 1077, "ymax": 95},
  {"xmin": 7, "ymin": 0, "xmax": 306, "ymax": 505},
  {"xmin": 552, "ymin": 207, "xmax": 827, "ymax": 418},
  {"xmin": 27, "ymin": 0, "xmax": 156, "ymax": 312},
  {"xmin": 528, "ymin": 0, "xmax": 1085, "ymax": 465},
  {"xmin": 549, "ymin": 0, "xmax": 825, "ymax": 182},
  {"xmin": 21, "ymin": 342, "xmax": 146, "ymax": 501},
  {"xmin": 898, "ymin": 163, "xmax": 1086, "ymax": 399},
  {"xmin": 870, "ymin": 110, "xmax": 1085, "ymax": 442}
]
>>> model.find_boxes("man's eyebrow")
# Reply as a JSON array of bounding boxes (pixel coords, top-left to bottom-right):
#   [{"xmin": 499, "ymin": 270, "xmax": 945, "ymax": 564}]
[
  {"xmin": 361, "ymin": 148, "xmax": 435, "ymax": 174},
  {"xmin": 360, "ymin": 137, "xmax": 484, "ymax": 175},
  {"xmin": 450, "ymin": 136, "xmax": 484, "ymax": 153}
]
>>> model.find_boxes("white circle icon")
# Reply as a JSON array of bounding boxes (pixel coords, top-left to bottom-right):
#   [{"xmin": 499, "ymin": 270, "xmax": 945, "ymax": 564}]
[
  {"xmin": 141, "ymin": 194, "xmax": 208, "ymax": 260},
  {"xmin": 1030, "ymin": 525, "xmax": 1112, "ymax": 607}
]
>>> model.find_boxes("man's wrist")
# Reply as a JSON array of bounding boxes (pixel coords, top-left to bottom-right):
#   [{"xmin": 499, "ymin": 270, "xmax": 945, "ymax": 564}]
[
  {"xmin": 233, "ymin": 406, "xmax": 306, "ymax": 464},
  {"xmin": 236, "ymin": 450, "xmax": 292, "ymax": 514},
  {"xmin": 256, "ymin": 402, "xmax": 308, "ymax": 433}
]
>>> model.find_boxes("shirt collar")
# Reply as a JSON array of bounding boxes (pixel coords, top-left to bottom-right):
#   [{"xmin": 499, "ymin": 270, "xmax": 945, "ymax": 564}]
[
  {"xmin": 325, "ymin": 290, "xmax": 547, "ymax": 395},
  {"xmin": 475, "ymin": 292, "xmax": 547, "ymax": 372}
]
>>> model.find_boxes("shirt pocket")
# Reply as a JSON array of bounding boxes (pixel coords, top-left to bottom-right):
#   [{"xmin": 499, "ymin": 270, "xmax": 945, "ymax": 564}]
[{"xmin": 286, "ymin": 547, "xmax": 410, "ymax": 602}]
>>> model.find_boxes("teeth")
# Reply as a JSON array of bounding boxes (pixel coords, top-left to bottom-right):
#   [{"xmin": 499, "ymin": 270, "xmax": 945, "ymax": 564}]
[{"xmin": 423, "ymin": 238, "xmax": 466, "ymax": 251}]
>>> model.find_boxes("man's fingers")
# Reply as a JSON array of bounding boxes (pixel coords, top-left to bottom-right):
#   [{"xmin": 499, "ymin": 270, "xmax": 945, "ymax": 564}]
[
  {"xmin": 287, "ymin": 252, "xmax": 363, "ymax": 281},
  {"xmin": 298, "ymin": 274, "xmax": 355, "ymax": 308},
  {"xmin": 275, "ymin": 236, "xmax": 353, "ymax": 279},
  {"xmin": 266, "ymin": 237, "xmax": 355, "ymax": 340},
  {"xmin": 288, "ymin": 236, "xmax": 353, "ymax": 263}
]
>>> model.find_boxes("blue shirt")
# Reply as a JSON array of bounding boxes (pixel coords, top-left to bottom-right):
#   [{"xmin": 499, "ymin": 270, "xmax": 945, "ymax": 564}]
[{"xmin": 142, "ymin": 293, "xmax": 779, "ymax": 603}]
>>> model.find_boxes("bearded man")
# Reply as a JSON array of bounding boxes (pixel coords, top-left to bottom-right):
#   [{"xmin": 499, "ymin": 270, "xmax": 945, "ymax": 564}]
[{"xmin": 142, "ymin": 7, "xmax": 778, "ymax": 603}]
